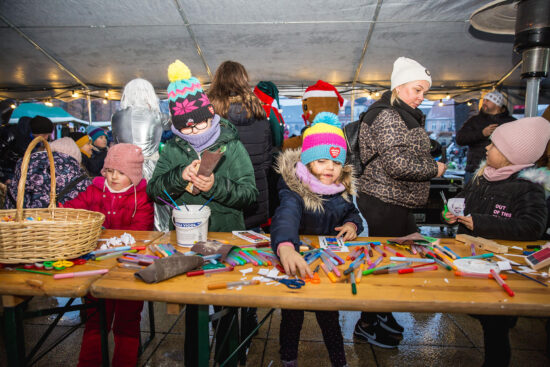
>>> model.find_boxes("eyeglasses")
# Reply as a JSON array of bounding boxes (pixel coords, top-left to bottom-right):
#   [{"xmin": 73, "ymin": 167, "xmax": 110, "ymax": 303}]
[{"xmin": 180, "ymin": 120, "xmax": 209, "ymax": 135}]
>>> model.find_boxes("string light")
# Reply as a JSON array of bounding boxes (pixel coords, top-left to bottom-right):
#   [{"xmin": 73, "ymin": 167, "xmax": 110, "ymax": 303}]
[
  {"xmin": 72, "ymin": 90, "xmax": 79, "ymax": 98},
  {"xmin": 10, "ymin": 103, "xmax": 16, "ymax": 109},
  {"xmin": 438, "ymin": 99, "xmax": 444, "ymax": 107},
  {"xmin": 102, "ymin": 99, "xmax": 108, "ymax": 104},
  {"xmin": 467, "ymin": 101, "xmax": 472, "ymax": 106},
  {"xmin": 445, "ymin": 94, "xmax": 451, "ymax": 100},
  {"xmin": 374, "ymin": 91, "xmax": 380, "ymax": 97},
  {"xmin": 104, "ymin": 90, "xmax": 109, "ymax": 97},
  {"xmin": 44, "ymin": 100, "xmax": 53, "ymax": 107}
]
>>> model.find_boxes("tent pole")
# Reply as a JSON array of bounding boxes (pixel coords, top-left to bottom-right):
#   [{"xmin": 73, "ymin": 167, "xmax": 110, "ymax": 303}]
[{"xmin": 87, "ymin": 93, "xmax": 92, "ymax": 125}]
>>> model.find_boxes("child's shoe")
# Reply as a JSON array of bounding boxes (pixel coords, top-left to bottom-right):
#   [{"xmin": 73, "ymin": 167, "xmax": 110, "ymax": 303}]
[
  {"xmin": 377, "ymin": 312, "xmax": 404, "ymax": 334},
  {"xmin": 282, "ymin": 359, "xmax": 297, "ymax": 367},
  {"xmin": 354, "ymin": 320, "xmax": 400, "ymax": 348}
]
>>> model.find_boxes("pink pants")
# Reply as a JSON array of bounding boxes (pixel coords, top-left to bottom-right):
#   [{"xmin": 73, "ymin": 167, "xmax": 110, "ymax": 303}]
[{"xmin": 78, "ymin": 296, "xmax": 144, "ymax": 367}]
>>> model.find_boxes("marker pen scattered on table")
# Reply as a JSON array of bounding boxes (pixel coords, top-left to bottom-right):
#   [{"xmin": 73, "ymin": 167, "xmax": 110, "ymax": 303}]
[
  {"xmin": 490, "ymin": 269, "xmax": 514, "ymax": 297},
  {"xmin": 383, "ymin": 245, "xmax": 405, "ymax": 257},
  {"xmin": 187, "ymin": 266, "xmax": 234, "ymax": 277},
  {"xmin": 350, "ymin": 271, "xmax": 357, "ymax": 295},
  {"xmin": 54, "ymin": 269, "xmax": 109, "ymax": 279},
  {"xmin": 95, "ymin": 249, "xmax": 137, "ymax": 261},
  {"xmin": 398, "ymin": 265, "xmax": 438, "ymax": 274},
  {"xmin": 460, "ymin": 253, "xmax": 494, "ymax": 260},
  {"xmin": 15, "ymin": 268, "xmax": 53, "ymax": 276},
  {"xmin": 207, "ymin": 279, "xmax": 260, "ymax": 290},
  {"xmin": 454, "ymin": 271, "xmax": 507, "ymax": 280},
  {"xmin": 389, "ymin": 257, "xmax": 435, "ymax": 263},
  {"xmin": 117, "ymin": 263, "xmax": 145, "ymax": 270}
]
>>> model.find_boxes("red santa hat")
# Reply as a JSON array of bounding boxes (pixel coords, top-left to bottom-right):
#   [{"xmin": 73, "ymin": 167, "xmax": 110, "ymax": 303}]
[{"xmin": 302, "ymin": 80, "xmax": 344, "ymax": 107}]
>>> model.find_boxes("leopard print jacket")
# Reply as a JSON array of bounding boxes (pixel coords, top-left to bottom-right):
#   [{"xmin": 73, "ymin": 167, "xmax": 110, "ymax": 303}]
[{"xmin": 358, "ymin": 108, "xmax": 438, "ymax": 208}]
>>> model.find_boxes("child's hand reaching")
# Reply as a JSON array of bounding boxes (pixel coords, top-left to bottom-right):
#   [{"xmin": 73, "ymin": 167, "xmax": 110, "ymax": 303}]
[
  {"xmin": 335, "ymin": 222, "xmax": 357, "ymax": 241},
  {"xmin": 182, "ymin": 160, "xmax": 200, "ymax": 182},
  {"xmin": 278, "ymin": 246, "xmax": 313, "ymax": 278},
  {"xmin": 442, "ymin": 211, "xmax": 457, "ymax": 224},
  {"xmin": 457, "ymin": 215, "xmax": 474, "ymax": 231}
]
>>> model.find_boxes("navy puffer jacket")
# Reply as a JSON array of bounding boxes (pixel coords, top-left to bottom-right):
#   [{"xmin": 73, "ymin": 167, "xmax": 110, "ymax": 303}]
[{"xmin": 270, "ymin": 149, "xmax": 364, "ymax": 253}]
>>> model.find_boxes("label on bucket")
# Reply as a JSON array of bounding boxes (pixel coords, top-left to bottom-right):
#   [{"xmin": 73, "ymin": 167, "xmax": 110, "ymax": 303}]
[{"xmin": 174, "ymin": 221, "xmax": 202, "ymax": 228}]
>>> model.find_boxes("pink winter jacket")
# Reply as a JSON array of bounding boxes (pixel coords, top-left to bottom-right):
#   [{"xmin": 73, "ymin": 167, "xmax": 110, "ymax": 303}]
[{"xmin": 63, "ymin": 176, "xmax": 154, "ymax": 231}]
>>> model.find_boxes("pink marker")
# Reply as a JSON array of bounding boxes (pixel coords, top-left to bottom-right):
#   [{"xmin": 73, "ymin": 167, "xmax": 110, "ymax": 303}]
[{"xmin": 54, "ymin": 269, "xmax": 109, "ymax": 279}]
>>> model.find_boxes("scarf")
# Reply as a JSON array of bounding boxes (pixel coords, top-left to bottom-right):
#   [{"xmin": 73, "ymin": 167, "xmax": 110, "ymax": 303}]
[
  {"xmin": 295, "ymin": 161, "xmax": 345, "ymax": 195},
  {"xmin": 171, "ymin": 114, "xmax": 221, "ymax": 152},
  {"xmin": 362, "ymin": 90, "xmax": 425, "ymax": 130},
  {"xmin": 483, "ymin": 164, "xmax": 534, "ymax": 181}
]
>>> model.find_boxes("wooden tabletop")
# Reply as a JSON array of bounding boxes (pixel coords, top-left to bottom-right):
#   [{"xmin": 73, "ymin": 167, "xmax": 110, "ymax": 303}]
[
  {"xmin": 90, "ymin": 232, "xmax": 550, "ymax": 317},
  {"xmin": 0, "ymin": 230, "xmax": 164, "ymax": 300}
]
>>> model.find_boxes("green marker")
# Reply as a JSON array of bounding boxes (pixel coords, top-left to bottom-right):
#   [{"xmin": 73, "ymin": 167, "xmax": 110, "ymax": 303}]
[
  {"xmin": 362, "ymin": 263, "xmax": 397, "ymax": 276},
  {"xmin": 15, "ymin": 268, "xmax": 53, "ymax": 276},
  {"xmin": 350, "ymin": 271, "xmax": 357, "ymax": 295},
  {"xmin": 460, "ymin": 253, "xmax": 494, "ymax": 260}
]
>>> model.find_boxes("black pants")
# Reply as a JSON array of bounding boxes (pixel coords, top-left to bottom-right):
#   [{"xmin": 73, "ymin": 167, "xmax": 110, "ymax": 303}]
[
  {"xmin": 357, "ymin": 193, "xmax": 417, "ymax": 325},
  {"xmin": 472, "ymin": 314, "xmax": 517, "ymax": 367}
]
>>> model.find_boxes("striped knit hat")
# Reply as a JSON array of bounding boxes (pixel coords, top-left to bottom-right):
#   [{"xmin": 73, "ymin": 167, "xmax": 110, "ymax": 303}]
[
  {"xmin": 167, "ymin": 60, "xmax": 215, "ymax": 130},
  {"xmin": 301, "ymin": 112, "xmax": 346, "ymax": 165}
]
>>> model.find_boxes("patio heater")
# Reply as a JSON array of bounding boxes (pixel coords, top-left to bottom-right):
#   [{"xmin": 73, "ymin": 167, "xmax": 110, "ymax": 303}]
[{"xmin": 471, "ymin": 0, "xmax": 550, "ymax": 116}]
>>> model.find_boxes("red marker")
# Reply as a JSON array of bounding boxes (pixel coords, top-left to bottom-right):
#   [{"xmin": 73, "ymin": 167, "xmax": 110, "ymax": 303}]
[
  {"xmin": 490, "ymin": 269, "xmax": 515, "ymax": 297},
  {"xmin": 398, "ymin": 265, "xmax": 438, "ymax": 274},
  {"xmin": 187, "ymin": 266, "xmax": 234, "ymax": 277}
]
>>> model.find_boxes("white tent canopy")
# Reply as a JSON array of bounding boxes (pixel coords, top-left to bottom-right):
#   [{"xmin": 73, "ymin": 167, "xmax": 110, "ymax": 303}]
[{"xmin": 0, "ymin": 0, "xmax": 547, "ymax": 103}]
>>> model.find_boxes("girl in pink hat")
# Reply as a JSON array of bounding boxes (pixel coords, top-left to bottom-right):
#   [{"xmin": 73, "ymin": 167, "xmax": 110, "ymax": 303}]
[{"xmin": 443, "ymin": 116, "xmax": 550, "ymax": 366}]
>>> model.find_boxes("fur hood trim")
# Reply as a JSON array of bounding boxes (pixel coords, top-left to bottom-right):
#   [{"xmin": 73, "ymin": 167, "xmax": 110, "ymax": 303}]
[
  {"xmin": 275, "ymin": 149, "xmax": 356, "ymax": 212},
  {"xmin": 519, "ymin": 167, "xmax": 550, "ymax": 191}
]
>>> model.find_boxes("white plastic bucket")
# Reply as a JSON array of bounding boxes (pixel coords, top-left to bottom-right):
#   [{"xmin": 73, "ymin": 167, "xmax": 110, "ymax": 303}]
[{"xmin": 172, "ymin": 205, "xmax": 211, "ymax": 247}]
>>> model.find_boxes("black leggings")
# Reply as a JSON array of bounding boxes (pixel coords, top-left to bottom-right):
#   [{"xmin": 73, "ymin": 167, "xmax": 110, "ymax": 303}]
[
  {"xmin": 472, "ymin": 314, "xmax": 517, "ymax": 367},
  {"xmin": 280, "ymin": 309, "xmax": 347, "ymax": 367},
  {"xmin": 357, "ymin": 193, "xmax": 417, "ymax": 325}
]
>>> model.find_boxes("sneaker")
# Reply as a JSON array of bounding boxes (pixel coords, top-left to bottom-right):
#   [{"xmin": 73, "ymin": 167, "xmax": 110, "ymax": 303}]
[
  {"xmin": 377, "ymin": 313, "xmax": 404, "ymax": 334},
  {"xmin": 354, "ymin": 321, "xmax": 400, "ymax": 349}
]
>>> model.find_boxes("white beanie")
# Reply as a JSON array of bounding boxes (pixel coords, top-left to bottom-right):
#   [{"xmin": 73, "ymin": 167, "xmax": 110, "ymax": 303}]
[
  {"xmin": 50, "ymin": 137, "xmax": 82, "ymax": 164},
  {"xmin": 483, "ymin": 91, "xmax": 504, "ymax": 107},
  {"xmin": 390, "ymin": 57, "xmax": 432, "ymax": 91}
]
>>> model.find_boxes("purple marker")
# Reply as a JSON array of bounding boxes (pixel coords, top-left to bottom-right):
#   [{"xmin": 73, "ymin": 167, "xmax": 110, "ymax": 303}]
[{"xmin": 367, "ymin": 256, "xmax": 383, "ymax": 270}]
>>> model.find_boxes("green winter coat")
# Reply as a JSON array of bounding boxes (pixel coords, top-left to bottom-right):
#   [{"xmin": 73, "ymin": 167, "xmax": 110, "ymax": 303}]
[{"xmin": 147, "ymin": 118, "xmax": 258, "ymax": 231}]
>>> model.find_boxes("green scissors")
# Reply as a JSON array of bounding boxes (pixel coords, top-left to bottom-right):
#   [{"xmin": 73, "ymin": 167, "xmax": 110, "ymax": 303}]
[{"xmin": 440, "ymin": 191, "xmax": 450, "ymax": 221}]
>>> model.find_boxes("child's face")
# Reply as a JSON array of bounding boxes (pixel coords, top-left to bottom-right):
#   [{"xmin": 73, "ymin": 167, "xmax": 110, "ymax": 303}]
[
  {"xmin": 93, "ymin": 135, "xmax": 108, "ymax": 149},
  {"xmin": 485, "ymin": 143, "xmax": 510, "ymax": 169},
  {"xmin": 103, "ymin": 168, "xmax": 132, "ymax": 191},
  {"xmin": 81, "ymin": 141, "xmax": 93, "ymax": 156},
  {"xmin": 179, "ymin": 118, "xmax": 212, "ymax": 135},
  {"xmin": 309, "ymin": 159, "xmax": 343, "ymax": 185}
]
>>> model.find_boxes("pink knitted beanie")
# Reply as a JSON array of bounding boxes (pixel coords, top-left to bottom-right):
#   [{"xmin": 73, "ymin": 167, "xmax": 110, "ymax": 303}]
[
  {"xmin": 491, "ymin": 117, "xmax": 550, "ymax": 165},
  {"xmin": 101, "ymin": 143, "xmax": 144, "ymax": 186},
  {"xmin": 50, "ymin": 137, "xmax": 82, "ymax": 164}
]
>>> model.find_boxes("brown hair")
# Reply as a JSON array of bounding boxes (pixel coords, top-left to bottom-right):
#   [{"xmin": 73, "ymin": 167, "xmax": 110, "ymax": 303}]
[{"xmin": 208, "ymin": 60, "xmax": 265, "ymax": 120}]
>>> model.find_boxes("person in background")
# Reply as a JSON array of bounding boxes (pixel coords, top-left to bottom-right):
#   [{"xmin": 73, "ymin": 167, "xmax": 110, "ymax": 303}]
[
  {"xmin": 63, "ymin": 143, "xmax": 153, "ymax": 367},
  {"xmin": 271, "ymin": 112, "xmax": 363, "ymax": 367},
  {"xmin": 456, "ymin": 91, "xmax": 515, "ymax": 183},
  {"xmin": 69, "ymin": 131, "xmax": 95, "ymax": 176},
  {"xmin": 86, "ymin": 125, "xmax": 108, "ymax": 175},
  {"xmin": 254, "ymin": 81, "xmax": 285, "ymax": 150},
  {"xmin": 355, "ymin": 57, "xmax": 446, "ymax": 348},
  {"xmin": 148, "ymin": 60, "xmax": 257, "ymax": 367},
  {"xmin": 111, "ymin": 78, "xmax": 171, "ymax": 231},
  {"xmin": 5, "ymin": 137, "xmax": 91, "ymax": 208},
  {"xmin": 443, "ymin": 117, "xmax": 550, "ymax": 366}
]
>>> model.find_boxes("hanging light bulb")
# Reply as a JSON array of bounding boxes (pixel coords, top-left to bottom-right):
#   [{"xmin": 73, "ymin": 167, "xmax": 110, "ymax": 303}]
[
  {"xmin": 44, "ymin": 100, "xmax": 53, "ymax": 107},
  {"xmin": 72, "ymin": 90, "xmax": 79, "ymax": 98},
  {"xmin": 467, "ymin": 101, "xmax": 472, "ymax": 106},
  {"xmin": 445, "ymin": 94, "xmax": 450, "ymax": 100},
  {"xmin": 10, "ymin": 103, "xmax": 16, "ymax": 109},
  {"xmin": 438, "ymin": 99, "xmax": 444, "ymax": 107},
  {"xmin": 104, "ymin": 90, "xmax": 109, "ymax": 97},
  {"xmin": 374, "ymin": 91, "xmax": 380, "ymax": 97},
  {"xmin": 102, "ymin": 99, "xmax": 108, "ymax": 104}
]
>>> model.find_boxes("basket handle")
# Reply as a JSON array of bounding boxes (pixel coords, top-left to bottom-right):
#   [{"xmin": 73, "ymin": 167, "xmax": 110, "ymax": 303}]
[{"xmin": 15, "ymin": 136, "xmax": 56, "ymax": 222}]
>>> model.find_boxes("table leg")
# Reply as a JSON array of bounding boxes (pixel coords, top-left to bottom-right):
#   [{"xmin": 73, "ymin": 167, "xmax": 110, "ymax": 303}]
[
  {"xmin": 197, "ymin": 305, "xmax": 210, "ymax": 367},
  {"xmin": 98, "ymin": 298, "xmax": 110, "ymax": 367},
  {"xmin": 2, "ymin": 300, "xmax": 26, "ymax": 367}
]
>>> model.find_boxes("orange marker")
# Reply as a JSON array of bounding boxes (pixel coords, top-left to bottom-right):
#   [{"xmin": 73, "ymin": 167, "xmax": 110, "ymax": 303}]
[{"xmin": 320, "ymin": 263, "xmax": 338, "ymax": 283}]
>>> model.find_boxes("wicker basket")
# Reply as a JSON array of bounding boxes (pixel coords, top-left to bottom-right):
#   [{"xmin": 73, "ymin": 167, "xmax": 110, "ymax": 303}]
[{"xmin": 0, "ymin": 137, "xmax": 104, "ymax": 264}]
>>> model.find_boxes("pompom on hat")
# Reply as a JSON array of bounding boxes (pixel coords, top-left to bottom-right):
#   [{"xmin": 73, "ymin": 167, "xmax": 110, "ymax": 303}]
[
  {"xmin": 50, "ymin": 137, "xmax": 82, "ymax": 164},
  {"xmin": 301, "ymin": 112, "xmax": 346, "ymax": 166},
  {"xmin": 491, "ymin": 117, "xmax": 550, "ymax": 165},
  {"xmin": 101, "ymin": 143, "xmax": 144, "ymax": 186},
  {"xmin": 166, "ymin": 60, "xmax": 215, "ymax": 130},
  {"xmin": 483, "ymin": 91, "xmax": 505, "ymax": 107},
  {"xmin": 391, "ymin": 57, "xmax": 432, "ymax": 91}
]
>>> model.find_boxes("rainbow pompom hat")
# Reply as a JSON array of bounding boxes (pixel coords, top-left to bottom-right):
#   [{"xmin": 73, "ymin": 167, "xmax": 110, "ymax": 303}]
[{"xmin": 301, "ymin": 112, "xmax": 346, "ymax": 166}]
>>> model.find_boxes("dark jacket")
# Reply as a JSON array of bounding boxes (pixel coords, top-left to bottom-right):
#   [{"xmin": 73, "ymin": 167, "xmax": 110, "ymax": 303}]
[
  {"xmin": 454, "ymin": 168, "xmax": 547, "ymax": 241},
  {"xmin": 5, "ymin": 151, "xmax": 91, "ymax": 209},
  {"xmin": 0, "ymin": 117, "xmax": 33, "ymax": 182},
  {"xmin": 358, "ymin": 91, "xmax": 438, "ymax": 208},
  {"xmin": 270, "ymin": 149, "xmax": 364, "ymax": 253},
  {"xmin": 83, "ymin": 147, "xmax": 107, "ymax": 177},
  {"xmin": 456, "ymin": 110, "xmax": 515, "ymax": 173},
  {"xmin": 147, "ymin": 117, "xmax": 258, "ymax": 231},
  {"xmin": 227, "ymin": 102, "xmax": 272, "ymax": 229}
]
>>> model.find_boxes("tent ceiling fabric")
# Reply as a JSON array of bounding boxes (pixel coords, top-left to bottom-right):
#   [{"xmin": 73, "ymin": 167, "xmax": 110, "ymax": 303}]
[{"xmin": 0, "ymin": 0, "xmax": 546, "ymax": 101}]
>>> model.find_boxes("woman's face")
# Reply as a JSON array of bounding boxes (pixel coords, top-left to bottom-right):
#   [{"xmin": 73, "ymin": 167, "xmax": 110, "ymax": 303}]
[
  {"xmin": 179, "ymin": 118, "xmax": 212, "ymax": 135},
  {"xmin": 395, "ymin": 80, "xmax": 430, "ymax": 109}
]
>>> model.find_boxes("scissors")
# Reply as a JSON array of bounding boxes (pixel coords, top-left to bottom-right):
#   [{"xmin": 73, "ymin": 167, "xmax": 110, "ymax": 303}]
[
  {"xmin": 262, "ymin": 276, "xmax": 305, "ymax": 289},
  {"xmin": 440, "ymin": 191, "xmax": 450, "ymax": 220},
  {"xmin": 305, "ymin": 265, "xmax": 321, "ymax": 284},
  {"xmin": 52, "ymin": 260, "xmax": 74, "ymax": 270}
]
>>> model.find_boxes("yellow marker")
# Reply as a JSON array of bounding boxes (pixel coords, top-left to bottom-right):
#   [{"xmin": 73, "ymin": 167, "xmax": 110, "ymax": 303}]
[
  {"xmin": 356, "ymin": 263, "xmax": 364, "ymax": 284},
  {"xmin": 434, "ymin": 248, "xmax": 457, "ymax": 271},
  {"xmin": 320, "ymin": 263, "xmax": 338, "ymax": 283}
]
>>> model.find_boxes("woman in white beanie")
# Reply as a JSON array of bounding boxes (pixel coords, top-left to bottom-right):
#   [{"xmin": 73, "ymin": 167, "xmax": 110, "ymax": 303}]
[{"xmin": 354, "ymin": 57, "xmax": 446, "ymax": 348}]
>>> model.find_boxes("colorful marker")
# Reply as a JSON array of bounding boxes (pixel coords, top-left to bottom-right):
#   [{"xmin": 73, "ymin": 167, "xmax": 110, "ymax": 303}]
[
  {"xmin": 54, "ymin": 269, "xmax": 109, "ymax": 279},
  {"xmin": 490, "ymin": 269, "xmax": 514, "ymax": 297},
  {"xmin": 207, "ymin": 279, "xmax": 260, "ymax": 290},
  {"xmin": 187, "ymin": 266, "xmax": 234, "ymax": 277}
]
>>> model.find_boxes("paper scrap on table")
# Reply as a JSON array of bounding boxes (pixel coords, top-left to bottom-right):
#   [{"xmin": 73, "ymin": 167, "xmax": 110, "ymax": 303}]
[
  {"xmin": 447, "ymin": 198, "xmax": 465, "ymax": 216},
  {"xmin": 497, "ymin": 261, "xmax": 512, "ymax": 271},
  {"xmin": 240, "ymin": 267, "xmax": 253, "ymax": 275},
  {"xmin": 258, "ymin": 268, "xmax": 269, "ymax": 276},
  {"xmin": 510, "ymin": 246, "xmax": 523, "ymax": 251},
  {"xmin": 518, "ymin": 266, "xmax": 537, "ymax": 273},
  {"xmin": 267, "ymin": 268, "xmax": 279, "ymax": 278},
  {"xmin": 444, "ymin": 278, "xmax": 449, "ymax": 283},
  {"xmin": 495, "ymin": 254, "xmax": 521, "ymax": 266}
]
